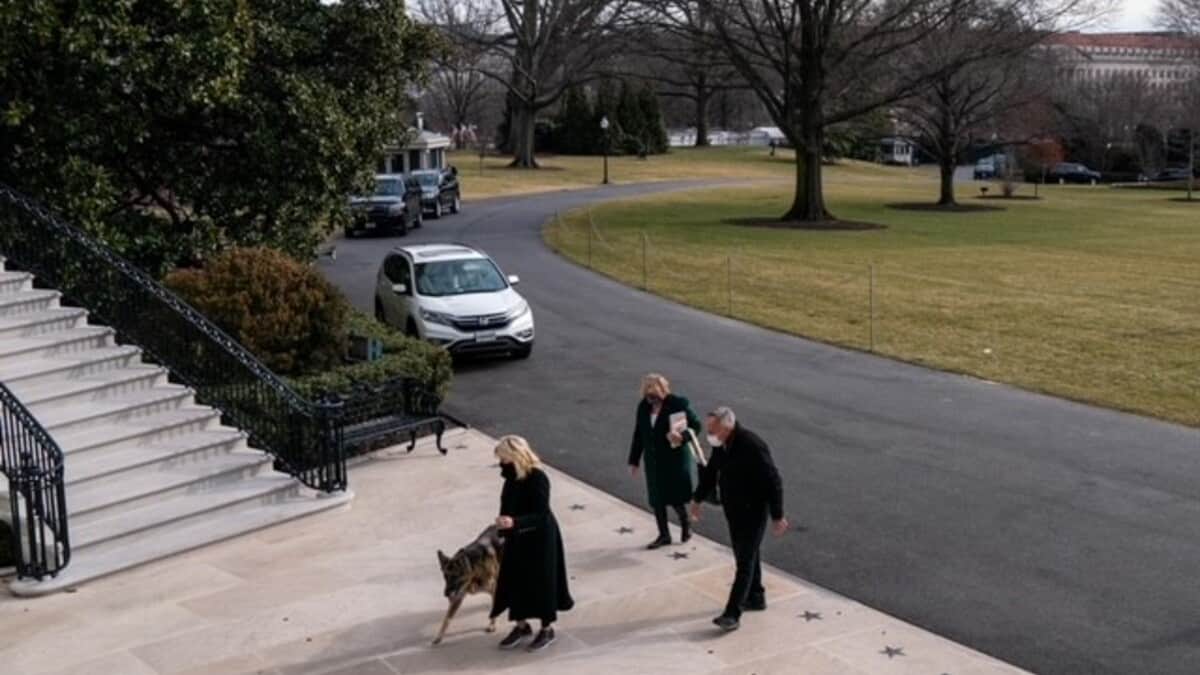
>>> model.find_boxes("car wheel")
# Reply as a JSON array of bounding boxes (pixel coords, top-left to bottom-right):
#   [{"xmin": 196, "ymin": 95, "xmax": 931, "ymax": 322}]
[
  {"xmin": 432, "ymin": 200, "xmax": 442, "ymax": 219},
  {"xmin": 374, "ymin": 297, "xmax": 386, "ymax": 324},
  {"xmin": 512, "ymin": 344, "xmax": 533, "ymax": 360},
  {"xmin": 405, "ymin": 318, "xmax": 420, "ymax": 339},
  {"xmin": 397, "ymin": 217, "xmax": 408, "ymax": 237},
  {"xmin": 451, "ymin": 194, "xmax": 461, "ymax": 214},
  {"xmin": 345, "ymin": 228, "xmax": 357, "ymax": 239}
]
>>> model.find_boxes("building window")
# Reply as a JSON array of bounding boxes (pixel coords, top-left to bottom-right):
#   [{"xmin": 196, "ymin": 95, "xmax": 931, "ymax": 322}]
[
  {"xmin": 409, "ymin": 150, "xmax": 421, "ymax": 171},
  {"xmin": 391, "ymin": 153, "xmax": 405, "ymax": 173}
]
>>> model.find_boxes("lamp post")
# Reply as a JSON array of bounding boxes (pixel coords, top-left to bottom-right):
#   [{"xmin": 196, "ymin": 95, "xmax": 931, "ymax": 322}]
[{"xmin": 600, "ymin": 115, "xmax": 610, "ymax": 185}]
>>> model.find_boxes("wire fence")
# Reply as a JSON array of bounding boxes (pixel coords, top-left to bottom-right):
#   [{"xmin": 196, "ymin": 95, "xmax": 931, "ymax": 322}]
[{"xmin": 547, "ymin": 210, "xmax": 1200, "ymax": 426}]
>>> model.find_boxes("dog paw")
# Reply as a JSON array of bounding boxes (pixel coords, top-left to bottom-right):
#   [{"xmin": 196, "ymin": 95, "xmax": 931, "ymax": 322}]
[{"xmin": 431, "ymin": 637, "xmax": 442, "ymax": 646}]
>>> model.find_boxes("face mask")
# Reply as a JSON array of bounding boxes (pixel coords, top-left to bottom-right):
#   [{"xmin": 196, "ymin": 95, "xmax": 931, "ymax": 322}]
[
  {"xmin": 500, "ymin": 463, "xmax": 517, "ymax": 480},
  {"xmin": 707, "ymin": 434, "xmax": 723, "ymax": 447}
]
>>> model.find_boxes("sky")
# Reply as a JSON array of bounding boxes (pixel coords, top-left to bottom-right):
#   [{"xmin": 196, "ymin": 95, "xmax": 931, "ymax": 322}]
[{"xmin": 1103, "ymin": 0, "xmax": 1162, "ymax": 31}]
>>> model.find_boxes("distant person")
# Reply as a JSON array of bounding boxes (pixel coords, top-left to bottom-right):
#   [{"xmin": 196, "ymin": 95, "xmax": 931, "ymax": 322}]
[
  {"xmin": 769, "ymin": 140, "xmax": 777, "ymax": 156},
  {"xmin": 690, "ymin": 407, "xmax": 788, "ymax": 632},
  {"xmin": 491, "ymin": 435, "xmax": 574, "ymax": 651},
  {"xmin": 629, "ymin": 373, "xmax": 702, "ymax": 549}
]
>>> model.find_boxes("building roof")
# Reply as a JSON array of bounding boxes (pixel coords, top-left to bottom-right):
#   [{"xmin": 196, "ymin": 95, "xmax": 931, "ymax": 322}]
[
  {"xmin": 384, "ymin": 129, "xmax": 451, "ymax": 152},
  {"xmin": 1045, "ymin": 31, "xmax": 1199, "ymax": 53}
]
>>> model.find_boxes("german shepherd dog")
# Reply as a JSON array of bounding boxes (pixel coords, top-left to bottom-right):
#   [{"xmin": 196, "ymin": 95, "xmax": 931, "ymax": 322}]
[{"xmin": 433, "ymin": 525, "xmax": 504, "ymax": 645}]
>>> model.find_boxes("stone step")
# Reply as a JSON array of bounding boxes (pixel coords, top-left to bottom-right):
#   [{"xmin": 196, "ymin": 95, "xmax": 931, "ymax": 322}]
[
  {"xmin": 0, "ymin": 288, "xmax": 60, "ymax": 318},
  {"xmin": 0, "ymin": 345, "xmax": 145, "ymax": 390},
  {"xmin": 0, "ymin": 325, "xmax": 115, "ymax": 365},
  {"xmin": 70, "ymin": 473, "xmax": 297, "ymax": 549},
  {"xmin": 0, "ymin": 307, "xmax": 87, "ymax": 339},
  {"xmin": 54, "ymin": 406, "xmax": 222, "ymax": 456},
  {"xmin": 16, "ymin": 364, "xmax": 168, "ymax": 412},
  {"xmin": 67, "ymin": 427, "xmax": 247, "ymax": 485},
  {"xmin": 0, "ymin": 270, "xmax": 33, "ymax": 294},
  {"xmin": 8, "ymin": 487, "xmax": 353, "ymax": 597},
  {"xmin": 33, "ymin": 385, "xmax": 194, "ymax": 437},
  {"xmin": 67, "ymin": 448, "xmax": 273, "ymax": 521}
]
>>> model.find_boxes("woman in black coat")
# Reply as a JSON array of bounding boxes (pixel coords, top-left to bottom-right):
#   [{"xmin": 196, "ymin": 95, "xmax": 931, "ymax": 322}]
[{"xmin": 490, "ymin": 435, "xmax": 574, "ymax": 651}]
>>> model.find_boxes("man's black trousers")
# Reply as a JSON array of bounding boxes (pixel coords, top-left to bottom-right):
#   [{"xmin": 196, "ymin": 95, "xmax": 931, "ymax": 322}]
[{"xmin": 723, "ymin": 503, "xmax": 768, "ymax": 619}]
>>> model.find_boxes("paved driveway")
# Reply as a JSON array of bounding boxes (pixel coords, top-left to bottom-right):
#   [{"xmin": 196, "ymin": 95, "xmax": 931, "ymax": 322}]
[{"xmin": 319, "ymin": 182, "xmax": 1200, "ymax": 675}]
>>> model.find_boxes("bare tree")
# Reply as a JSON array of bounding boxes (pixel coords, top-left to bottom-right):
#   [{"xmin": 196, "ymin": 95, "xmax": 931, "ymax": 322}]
[
  {"xmin": 622, "ymin": 7, "xmax": 748, "ymax": 146},
  {"xmin": 644, "ymin": 0, "xmax": 1098, "ymax": 224},
  {"xmin": 1159, "ymin": 0, "xmax": 1200, "ymax": 34},
  {"xmin": 440, "ymin": 0, "xmax": 632, "ymax": 168},
  {"xmin": 415, "ymin": 0, "xmax": 501, "ymax": 147},
  {"xmin": 895, "ymin": 7, "xmax": 1052, "ymax": 206}
]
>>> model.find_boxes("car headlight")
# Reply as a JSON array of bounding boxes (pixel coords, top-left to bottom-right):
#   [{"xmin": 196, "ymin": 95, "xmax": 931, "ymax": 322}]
[
  {"xmin": 420, "ymin": 308, "xmax": 454, "ymax": 325},
  {"xmin": 387, "ymin": 203, "xmax": 405, "ymax": 215},
  {"xmin": 505, "ymin": 300, "xmax": 530, "ymax": 321}
]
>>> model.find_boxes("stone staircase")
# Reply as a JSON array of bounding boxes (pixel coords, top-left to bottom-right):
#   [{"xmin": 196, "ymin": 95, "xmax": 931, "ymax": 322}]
[{"xmin": 0, "ymin": 259, "xmax": 353, "ymax": 596}]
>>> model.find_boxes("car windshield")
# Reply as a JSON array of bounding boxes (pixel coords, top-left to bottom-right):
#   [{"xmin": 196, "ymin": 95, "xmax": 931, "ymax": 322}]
[
  {"xmin": 415, "ymin": 259, "xmax": 507, "ymax": 297},
  {"xmin": 414, "ymin": 173, "xmax": 439, "ymax": 187},
  {"xmin": 374, "ymin": 178, "xmax": 403, "ymax": 197}
]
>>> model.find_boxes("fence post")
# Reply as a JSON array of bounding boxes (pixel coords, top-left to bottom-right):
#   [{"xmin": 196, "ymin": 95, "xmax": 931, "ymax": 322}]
[
  {"xmin": 868, "ymin": 264, "xmax": 876, "ymax": 352},
  {"xmin": 727, "ymin": 255, "xmax": 733, "ymax": 317},
  {"xmin": 641, "ymin": 231, "xmax": 648, "ymax": 290}
]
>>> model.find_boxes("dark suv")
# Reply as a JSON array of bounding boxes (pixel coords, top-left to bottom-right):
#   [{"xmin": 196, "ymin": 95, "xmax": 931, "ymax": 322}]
[
  {"xmin": 1049, "ymin": 162, "xmax": 1101, "ymax": 184},
  {"xmin": 410, "ymin": 167, "xmax": 461, "ymax": 219},
  {"xmin": 346, "ymin": 174, "xmax": 423, "ymax": 237}
]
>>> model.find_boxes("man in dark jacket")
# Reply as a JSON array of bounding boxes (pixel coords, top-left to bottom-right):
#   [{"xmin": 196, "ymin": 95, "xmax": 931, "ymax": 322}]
[{"xmin": 690, "ymin": 406, "xmax": 788, "ymax": 632}]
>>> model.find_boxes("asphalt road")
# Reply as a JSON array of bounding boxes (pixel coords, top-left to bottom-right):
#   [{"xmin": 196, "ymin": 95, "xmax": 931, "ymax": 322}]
[{"xmin": 319, "ymin": 182, "xmax": 1200, "ymax": 674}]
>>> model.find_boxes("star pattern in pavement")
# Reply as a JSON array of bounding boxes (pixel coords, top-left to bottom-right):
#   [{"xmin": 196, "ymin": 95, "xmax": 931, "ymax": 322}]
[
  {"xmin": 880, "ymin": 646, "xmax": 905, "ymax": 659},
  {"xmin": 799, "ymin": 611, "xmax": 823, "ymax": 622},
  {"xmin": 616, "ymin": 526, "xmax": 634, "ymax": 534},
  {"xmin": 669, "ymin": 551, "xmax": 689, "ymax": 560},
  {"xmin": 569, "ymin": 504, "xmax": 586, "ymax": 511}
]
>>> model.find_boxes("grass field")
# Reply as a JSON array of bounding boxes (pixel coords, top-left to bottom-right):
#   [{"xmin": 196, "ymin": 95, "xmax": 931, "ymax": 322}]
[
  {"xmin": 544, "ymin": 153, "xmax": 1200, "ymax": 427},
  {"xmin": 450, "ymin": 146, "xmax": 804, "ymax": 199}
]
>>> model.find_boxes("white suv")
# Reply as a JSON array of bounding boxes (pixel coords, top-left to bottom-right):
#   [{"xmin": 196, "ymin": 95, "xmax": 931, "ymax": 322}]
[{"xmin": 374, "ymin": 244, "xmax": 534, "ymax": 358}]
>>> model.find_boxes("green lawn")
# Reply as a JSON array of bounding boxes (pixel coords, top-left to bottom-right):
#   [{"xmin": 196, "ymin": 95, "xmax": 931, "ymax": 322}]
[
  {"xmin": 451, "ymin": 146, "xmax": 800, "ymax": 199},
  {"xmin": 544, "ymin": 158, "xmax": 1200, "ymax": 427}
]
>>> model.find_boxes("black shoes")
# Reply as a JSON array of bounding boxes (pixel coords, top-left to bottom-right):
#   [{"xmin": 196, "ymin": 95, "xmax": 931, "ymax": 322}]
[
  {"xmin": 498, "ymin": 623, "xmax": 533, "ymax": 649},
  {"xmin": 681, "ymin": 525, "xmax": 692, "ymax": 543},
  {"xmin": 713, "ymin": 615, "xmax": 740, "ymax": 632},
  {"xmin": 646, "ymin": 536, "xmax": 671, "ymax": 550},
  {"xmin": 742, "ymin": 596, "xmax": 767, "ymax": 611},
  {"xmin": 528, "ymin": 627, "xmax": 557, "ymax": 651}
]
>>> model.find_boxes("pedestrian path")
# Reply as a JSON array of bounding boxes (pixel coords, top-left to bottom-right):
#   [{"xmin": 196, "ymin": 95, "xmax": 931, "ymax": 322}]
[{"xmin": 0, "ymin": 428, "xmax": 1030, "ymax": 675}]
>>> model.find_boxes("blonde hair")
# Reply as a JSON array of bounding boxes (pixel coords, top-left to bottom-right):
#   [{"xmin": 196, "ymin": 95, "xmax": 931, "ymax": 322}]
[
  {"xmin": 640, "ymin": 373, "xmax": 671, "ymax": 399},
  {"xmin": 495, "ymin": 435, "xmax": 541, "ymax": 480}
]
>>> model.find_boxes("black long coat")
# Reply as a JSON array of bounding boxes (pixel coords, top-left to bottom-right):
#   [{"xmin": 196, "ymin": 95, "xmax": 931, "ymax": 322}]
[{"xmin": 490, "ymin": 468, "xmax": 574, "ymax": 623}]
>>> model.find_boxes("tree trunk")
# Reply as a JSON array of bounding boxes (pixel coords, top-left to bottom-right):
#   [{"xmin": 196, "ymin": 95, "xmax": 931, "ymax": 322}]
[
  {"xmin": 508, "ymin": 104, "xmax": 539, "ymax": 169},
  {"xmin": 783, "ymin": 135, "xmax": 830, "ymax": 221},
  {"xmin": 694, "ymin": 81, "xmax": 710, "ymax": 147},
  {"xmin": 937, "ymin": 153, "xmax": 956, "ymax": 206}
]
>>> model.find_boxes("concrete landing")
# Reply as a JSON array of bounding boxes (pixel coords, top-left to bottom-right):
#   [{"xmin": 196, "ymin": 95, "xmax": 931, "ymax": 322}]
[{"xmin": 0, "ymin": 428, "xmax": 1029, "ymax": 675}]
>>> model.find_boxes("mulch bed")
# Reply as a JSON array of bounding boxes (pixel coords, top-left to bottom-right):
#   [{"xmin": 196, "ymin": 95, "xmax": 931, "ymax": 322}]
[
  {"xmin": 724, "ymin": 217, "xmax": 885, "ymax": 231},
  {"xmin": 886, "ymin": 202, "xmax": 1004, "ymax": 213}
]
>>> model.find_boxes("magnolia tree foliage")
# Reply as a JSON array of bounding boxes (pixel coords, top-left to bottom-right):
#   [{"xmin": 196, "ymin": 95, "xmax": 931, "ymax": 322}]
[{"xmin": 0, "ymin": 0, "xmax": 433, "ymax": 275}]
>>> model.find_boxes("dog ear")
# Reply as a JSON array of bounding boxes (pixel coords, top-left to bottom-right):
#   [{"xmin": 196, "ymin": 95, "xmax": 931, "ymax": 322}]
[{"xmin": 437, "ymin": 550, "xmax": 449, "ymax": 566}]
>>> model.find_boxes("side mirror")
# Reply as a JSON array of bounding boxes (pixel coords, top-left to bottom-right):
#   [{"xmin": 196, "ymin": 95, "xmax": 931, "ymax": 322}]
[
  {"xmin": 391, "ymin": 283, "xmax": 408, "ymax": 295},
  {"xmin": 507, "ymin": 275, "xmax": 520, "ymax": 286}
]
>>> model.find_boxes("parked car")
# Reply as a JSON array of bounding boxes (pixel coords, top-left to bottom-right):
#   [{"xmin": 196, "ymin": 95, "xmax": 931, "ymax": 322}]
[
  {"xmin": 410, "ymin": 167, "xmax": 461, "ymax": 219},
  {"xmin": 1155, "ymin": 167, "xmax": 1196, "ymax": 182},
  {"xmin": 1049, "ymin": 162, "xmax": 1101, "ymax": 184},
  {"xmin": 347, "ymin": 174, "xmax": 422, "ymax": 237},
  {"xmin": 973, "ymin": 154, "xmax": 1008, "ymax": 180},
  {"xmin": 374, "ymin": 243, "xmax": 534, "ymax": 359}
]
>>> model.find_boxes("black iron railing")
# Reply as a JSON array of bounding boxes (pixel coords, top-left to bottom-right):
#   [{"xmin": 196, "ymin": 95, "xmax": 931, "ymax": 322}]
[
  {"xmin": 0, "ymin": 183, "xmax": 347, "ymax": 493},
  {"xmin": 0, "ymin": 382, "xmax": 70, "ymax": 580}
]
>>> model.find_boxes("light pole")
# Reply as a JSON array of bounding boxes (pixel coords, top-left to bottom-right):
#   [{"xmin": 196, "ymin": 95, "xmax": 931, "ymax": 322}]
[{"xmin": 600, "ymin": 115, "xmax": 610, "ymax": 185}]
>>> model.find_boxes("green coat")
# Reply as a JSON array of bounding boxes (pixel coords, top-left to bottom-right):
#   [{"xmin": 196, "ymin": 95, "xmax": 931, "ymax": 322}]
[{"xmin": 628, "ymin": 394, "xmax": 702, "ymax": 508}]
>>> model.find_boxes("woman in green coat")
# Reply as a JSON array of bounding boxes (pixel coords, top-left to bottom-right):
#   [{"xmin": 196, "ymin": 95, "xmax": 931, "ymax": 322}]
[{"xmin": 628, "ymin": 373, "xmax": 702, "ymax": 549}]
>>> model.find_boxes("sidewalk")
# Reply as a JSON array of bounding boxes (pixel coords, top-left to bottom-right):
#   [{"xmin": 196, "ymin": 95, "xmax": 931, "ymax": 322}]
[{"xmin": 0, "ymin": 428, "xmax": 1029, "ymax": 675}]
